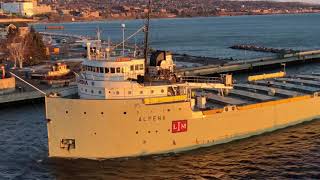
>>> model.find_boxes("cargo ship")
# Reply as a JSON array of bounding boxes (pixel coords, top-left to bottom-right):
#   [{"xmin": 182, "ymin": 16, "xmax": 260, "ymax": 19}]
[
  {"xmin": 45, "ymin": 46, "xmax": 320, "ymax": 159},
  {"xmin": 45, "ymin": 6, "xmax": 320, "ymax": 159}
]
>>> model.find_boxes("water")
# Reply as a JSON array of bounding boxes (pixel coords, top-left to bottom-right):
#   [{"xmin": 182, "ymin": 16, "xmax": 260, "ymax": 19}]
[
  {"xmin": 34, "ymin": 13, "xmax": 320, "ymax": 59},
  {"xmin": 2, "ymin": 14, "xmax": 320, "ymax": 179}
]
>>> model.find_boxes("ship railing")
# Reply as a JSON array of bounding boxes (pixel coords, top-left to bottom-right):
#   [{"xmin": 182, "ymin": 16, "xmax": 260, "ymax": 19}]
[{"xmin": 179, "ymin": 76, "xmax": 223, "ymax": 84}]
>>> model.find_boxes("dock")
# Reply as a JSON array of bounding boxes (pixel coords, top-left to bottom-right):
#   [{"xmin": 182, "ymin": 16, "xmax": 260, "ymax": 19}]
[
  {"xmin": 177, "ymin": 50, "xmax": 320, "ymax": 76},
  {"xmin": 39, "ymin": 32, "xmax": 89, "ymax": 41},
  {"xmin": 0, "ymin": 85, "xmax": 77, "ymax": 104}
]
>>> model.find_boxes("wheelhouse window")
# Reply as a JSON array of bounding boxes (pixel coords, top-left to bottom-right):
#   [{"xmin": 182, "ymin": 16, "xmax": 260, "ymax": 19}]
[
  {"xmin": 135, "ymin": 65, "xmax": 139, "ymax": 71},
  {"xmin": 116, "ymin": 67, "xmax": 121, "ymax": 73},
  {"xmin": 130, "ymin": 65, "xmax": 134, "ymax": 71},
  {"xmin": 105, "ymin": 68, "xmax": 109, "ymax": 73},
  {"xmin": 110, "ymin": 67, "xmax": 115, "ymax": 73},
  {"xmin": 99, "ymin": 67, "xmax": 104, "ymax": 73},
  {"xmin": 139, "ymin": 64, "xmax": 144, "ymax": 70}
]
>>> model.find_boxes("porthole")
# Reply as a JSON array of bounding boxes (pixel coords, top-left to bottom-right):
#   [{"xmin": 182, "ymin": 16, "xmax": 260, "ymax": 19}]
[
  {"xmin": 124, "ymin": 112, "xmax": 127, "ymax": 115},
  {"xmin": 167, "ymin": 109, "xmax": 171, "ymax": 112},
  {"xmin": 84, "ymin": 112, "xmax": 87, "ymax": 115},
  {"xmin": 116, "ymin": 91, "xmax": 120, "ymax": 95},
  {"xmin": 136, "ymin": 131, "xmax": 139, "ymax": 134},
  {"xmin": 128, "ymin": 91, "xmax": 132, "ymax": 95},
  {"xmin": 161, "ymin": 89, "xmax": 165, "ymax": 93},
  {"xmin": 148, "ymin": 131, "xmax": 151, "ymax": 134},
  {"xmin": 151, "ymin": 90, "xmax": 154, "ymax": 94},
  {"xmin": 66, "ymin": 111, "xmax": 68, "ymax": 114},
  {"xmin": 140, "ymin": 91, "xmax": 143, "ymax": 94},
  {"xmin": 155, "ymin": 130, "xmax": 158, "ymax": 133},
  {"xmin": 101, "ymin": 112, "xmax": 104, "ymax": 115},
  {"xmin": 168, "ymin": 129, "xmax": 170, "ymax": 132}
]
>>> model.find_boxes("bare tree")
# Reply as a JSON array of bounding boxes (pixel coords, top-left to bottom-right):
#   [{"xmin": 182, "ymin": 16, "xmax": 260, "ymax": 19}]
[{"xmin": 7, "ymin": 38, "xmax": 28, "ymax": 69}]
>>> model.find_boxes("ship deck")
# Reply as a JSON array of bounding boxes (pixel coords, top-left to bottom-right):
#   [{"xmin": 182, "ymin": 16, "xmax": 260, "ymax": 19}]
[{"xmin": 202, "ymin": 74, "xmax": 320, "ymax": 109}]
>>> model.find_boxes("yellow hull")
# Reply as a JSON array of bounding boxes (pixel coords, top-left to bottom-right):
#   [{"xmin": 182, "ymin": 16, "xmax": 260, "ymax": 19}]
[{"xmin": 45, "ymin": 94, "xmax": 320, "ymax": 159}]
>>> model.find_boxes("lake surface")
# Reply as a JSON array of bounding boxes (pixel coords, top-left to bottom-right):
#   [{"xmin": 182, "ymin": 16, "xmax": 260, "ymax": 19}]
[
  {"xmin": 34, "ymin": 13, "xmax": 320, "ymax": 59},
  {"xmin": 2, "ymin": 14, "xmax": 320, "ymax": 179}
]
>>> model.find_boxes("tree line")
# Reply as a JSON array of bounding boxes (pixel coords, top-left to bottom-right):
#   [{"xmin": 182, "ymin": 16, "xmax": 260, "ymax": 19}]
[{"xmin": 5, "ymin": 26, "xmax": 48, "ymax": 68}]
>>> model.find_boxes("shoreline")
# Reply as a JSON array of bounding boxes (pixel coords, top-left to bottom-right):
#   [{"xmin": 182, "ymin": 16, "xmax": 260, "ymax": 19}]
[{"xmin": 30, "ymin": 12, "xmax": 320, "ymax": 25}]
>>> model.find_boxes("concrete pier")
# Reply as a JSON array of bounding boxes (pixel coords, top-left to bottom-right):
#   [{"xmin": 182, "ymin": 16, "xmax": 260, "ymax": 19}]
[
  {"xmin": 0, "ymin": 85, "xmax": 77, "ymax": 104},
  {"xmin": 177, "ymin": 50, "xmax": 320, "ymax": 76}
]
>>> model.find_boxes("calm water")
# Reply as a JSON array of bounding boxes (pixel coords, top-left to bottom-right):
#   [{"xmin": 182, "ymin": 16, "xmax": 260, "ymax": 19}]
[
  {"xmin": 2, "ymin": 14, "xmax": 320, "ymax": 179},
  {"xmin": 34, "ymin": 13, "xmax": 320, "ymax": 59}
]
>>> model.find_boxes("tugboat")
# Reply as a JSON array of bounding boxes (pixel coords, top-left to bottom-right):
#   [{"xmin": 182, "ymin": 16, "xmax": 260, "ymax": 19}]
[
  {"xmin": 46, "ymin": 62, "xmax": 71, "ymax": 79},
  {"xmin": 45, "ymin": 2, "xmax": 320, "ymax": 159},
  {"xmin": 31, "ymin": 62, "xmax": 71, "ymax": 80}
]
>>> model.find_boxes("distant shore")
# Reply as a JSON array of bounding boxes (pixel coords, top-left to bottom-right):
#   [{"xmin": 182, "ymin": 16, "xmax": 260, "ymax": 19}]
[
  {"xmin": 29, "ymin": 11, "xmax": 320, "ymax": 24},
  {"xmin": 1, "ymin": 11, "xmax": 319, "ymax": 25}
]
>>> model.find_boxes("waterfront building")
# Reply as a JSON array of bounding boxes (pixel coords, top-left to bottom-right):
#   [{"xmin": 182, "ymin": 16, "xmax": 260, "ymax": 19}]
[
  {"xmin": 1, "ymin": 1, "xmax": 34, "ymax": 16},
  {"xmin": 0, "ymin": 0, "xmax": 52, "ymax": 17}
]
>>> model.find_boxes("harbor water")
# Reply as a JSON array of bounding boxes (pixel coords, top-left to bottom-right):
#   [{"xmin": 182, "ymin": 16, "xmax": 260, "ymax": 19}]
[{"xmin": 2, "ymin": 14, "xmax": 320, "ymax": 179}]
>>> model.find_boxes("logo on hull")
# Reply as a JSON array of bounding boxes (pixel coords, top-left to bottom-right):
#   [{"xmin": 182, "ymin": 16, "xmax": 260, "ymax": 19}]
[{"xmin": 172, "ymin": 120, "xmax": 188, "ymax": 133}]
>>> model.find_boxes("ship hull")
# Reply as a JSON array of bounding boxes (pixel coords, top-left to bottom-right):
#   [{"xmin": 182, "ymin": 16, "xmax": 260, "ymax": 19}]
[{"xmin": 45, "ymin": 94, "xmax": 320, "ymax": 159}]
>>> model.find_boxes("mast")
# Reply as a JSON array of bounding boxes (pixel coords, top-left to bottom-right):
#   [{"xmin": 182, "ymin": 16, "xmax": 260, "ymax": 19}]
[{"xmin": 144, "ymin": 0, "xmax": 151, "ymax": 67}]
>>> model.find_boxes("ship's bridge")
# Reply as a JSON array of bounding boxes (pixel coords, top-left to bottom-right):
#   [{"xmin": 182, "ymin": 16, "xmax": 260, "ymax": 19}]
[{"xmin": 81, "ymin": 57, "xmax": 145, "ymax": 81}]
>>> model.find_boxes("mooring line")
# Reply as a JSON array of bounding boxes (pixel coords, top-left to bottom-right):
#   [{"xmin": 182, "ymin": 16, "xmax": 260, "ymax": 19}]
[{"xmin": 9, "ymin": 72, "xmax": 47, "ymax": 95}]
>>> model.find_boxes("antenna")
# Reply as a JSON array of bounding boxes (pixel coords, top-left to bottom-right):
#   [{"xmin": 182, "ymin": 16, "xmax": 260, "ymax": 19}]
[
  {"xmin": 106, "ymin": 37, "xmax": 111, "ymax": 60},
  {"xmin": 144, "ymin": 0, "xmax": 151, "ymax": 66},
  {"xmin": 134, "ymin": 37, "xmax": 137, "ymax": 58},
  {"xmin": 121, "ymin": 23, "xmax": 126, "ymax": 57},
  {"xmin": 97, "ymin": 27, "xmax": 101, "ymax": 41}
]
